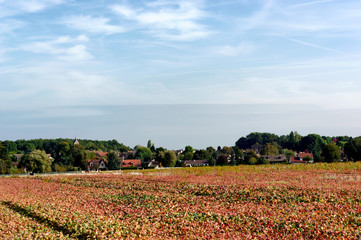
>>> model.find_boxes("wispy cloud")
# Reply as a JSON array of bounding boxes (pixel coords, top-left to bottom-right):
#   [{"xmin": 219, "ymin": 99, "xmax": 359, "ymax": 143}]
[
  {"xmin": 236, "ymin": 0, "xmax": 275, "ymax": 31},
  {"xmin": 0, "ymin": 20, "xmax": 24, "ymax": 34},
  {"xmin": 15, "ymin": 0, "xmax": 65, "ymax": 12},
  {"xmin": 290, "ymin": 0, "xmax": 334, "ymax": 9},
  {"xmin": 111, "ymin": 0, "xmax": 212, "ymax": 41},
  {"xmin": 215, "ymin": 42, "xmax": 255, "ymax": 56},
  {"xmin": 20, "ymin": 35, "xmax": 93, "ymax": 61},
  {"xmin": 287, "ymin": 38, "xmax": 345, "ymax": 54},
  {"xmin": 0, "ymin": 0, "xmax": 64, "ymax": 17},
  {"xmin": 62, "ymin": 15, "xmax": 126, "ymax": 35}
]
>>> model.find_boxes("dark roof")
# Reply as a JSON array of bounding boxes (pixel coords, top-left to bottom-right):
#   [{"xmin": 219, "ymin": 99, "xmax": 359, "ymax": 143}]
[
  {"xmin": 261, "ymin": 154, "xmax": 287, "ymax": 162},
  {"xmin": 184, "ymin": 159, "xmax": 209, "ymax": 166}
]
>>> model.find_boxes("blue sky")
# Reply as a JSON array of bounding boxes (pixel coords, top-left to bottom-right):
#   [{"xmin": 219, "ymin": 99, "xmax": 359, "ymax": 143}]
[{"xmin": 1, "ymin": 0, "xmax": 361, "ymax": 149}]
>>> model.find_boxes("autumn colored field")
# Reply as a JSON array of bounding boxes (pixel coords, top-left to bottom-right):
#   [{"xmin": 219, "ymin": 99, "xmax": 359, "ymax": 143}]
[{"xmin": 0, "ymin": 163, "xmax": 360, "ymax": 239}]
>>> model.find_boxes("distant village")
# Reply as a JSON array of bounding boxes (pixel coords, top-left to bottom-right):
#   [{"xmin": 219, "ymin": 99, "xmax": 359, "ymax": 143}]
[{"xmin": 0, "ymin": 131, "xmax": 360, "ymax": 174}]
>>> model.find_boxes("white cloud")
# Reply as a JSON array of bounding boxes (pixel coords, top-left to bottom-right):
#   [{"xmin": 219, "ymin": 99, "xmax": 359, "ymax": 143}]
[
  {"xmin": 20, "ymin": 35, "xmax": 92, "ymax": 61},
  {"xmin": 16, "ymin": 0, "xmax": 64, "ymax": 12},
  {"xmin": 0, "ymin": 20, "xmax": 24, "ymax": 34},
  {"xmin": 111, "ymin": 0, "xmax": 211, "ymax": 41},
  {"xmin": 215, "ymin": 42, "xmax": 255, "ymax": 56},
  {"xmin": 234, "ymin": 0, "xmax": 361, "ymax": 39},
  {"xmin": 0, "ymin": 0, "xmax": 64, "ymax": 17},
  {"xmin": 62, "ymin": 15, "xmax": 126, "ymax": 35},
  {"xmin": 60, "ymin": 45, "xmax": 93, "ymax": 61}
]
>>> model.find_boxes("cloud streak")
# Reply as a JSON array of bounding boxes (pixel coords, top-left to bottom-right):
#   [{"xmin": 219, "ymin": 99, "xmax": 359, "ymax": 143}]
[
  {"xmin": 62, "ymin": 15, "xmax": 126, "ymax": 35},
  {"xmin": 19, "ymin": 35, "xmax": 93, "ymax": 61},
  {"xmin": 111, "ymin": 0, "xmax": 212, "ymax": 41},
  {"xmin": 290, "ymin": 0, "xmax": 334, "ymax": 9}
]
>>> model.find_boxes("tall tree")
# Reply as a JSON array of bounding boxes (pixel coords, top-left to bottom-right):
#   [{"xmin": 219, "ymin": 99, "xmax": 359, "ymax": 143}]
[
  {"xmin": 321, "ymin": 143, "xmax": 341, "ymax": 163},
  {"xmin": 300, "ymin": 134, "xmax": 325, "ymax": 161},
  {"xmin": 72, "ymin": 144, "xmax": 88, "ymax": 170},
  {"xmin": 216, "ymin": 154, "xmax": 228, "ymax": 165},
  {"xmin": 162, "ymin": 151, "xmax": 176, "ymax": 167},
  {"xmin": 135, "ymin": 146, "xmax": 153, "ymax": 163},
  {"xmin": 107, "ymin": 151, "xmax": 121, "ymax": 170},
  {"xmin": 0, "ymin": 143, "xmax": 11, "ymax": 174},
  {"xmin": 344, "ymin": 137, "xmax": 361, "ymax": 161},
  {"xmin": 182, "ymin": 146, "xmax": 194, "ymax": 160}
]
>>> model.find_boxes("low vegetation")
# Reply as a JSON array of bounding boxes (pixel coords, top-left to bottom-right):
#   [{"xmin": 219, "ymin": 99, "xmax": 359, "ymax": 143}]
[{"xmin": 0, "ymin": 163, "xmax": 360, "ymax": 239}]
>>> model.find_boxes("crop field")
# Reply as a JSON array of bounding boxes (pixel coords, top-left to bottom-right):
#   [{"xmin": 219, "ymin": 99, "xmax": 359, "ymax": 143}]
[{"xmin": 0, "ymin": 163, "xmax": 360, "ymax": 239}]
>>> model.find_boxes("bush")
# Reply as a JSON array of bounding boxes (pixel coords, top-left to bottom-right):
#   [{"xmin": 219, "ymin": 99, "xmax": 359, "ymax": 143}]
[{"xmin": 248, "ymin": 157, "xmax": 257, "ymax": 165}]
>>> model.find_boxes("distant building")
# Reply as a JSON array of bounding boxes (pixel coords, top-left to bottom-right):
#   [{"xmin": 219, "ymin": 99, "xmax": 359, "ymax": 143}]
[
  {"xmin": 73, "ymin": 137, "xmax": 80, "ymax": 145},
  {"xmin": 147, "ymin": 160, "xmax": 160, "ymax": 168},
  {"xmin": 122, "ymin": 159, "xmax": 142, "ymax": 168},
  {"xmin": 251, "ymin": 143, "xmax": 263, "ymax": 154},
  {"xmin": 184, "ymin": 159, "xmax": 209, "ymax": 167},
  {"xmin": 290, "ymin": 152, "xmax": 314, "ymax": 164},
  {"xmin": 87, "ymin": 159, "xmax": 107, "ymax": 171},
  {"xmin": 261, "ymin": 154, "xmax": 287, "ymax": 164}
]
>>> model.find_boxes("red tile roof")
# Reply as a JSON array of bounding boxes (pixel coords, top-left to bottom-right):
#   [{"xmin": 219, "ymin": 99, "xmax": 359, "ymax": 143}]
[
  {"xmin": 290, "ymin": 157, "xmax": 306, "ymax": 164},
  {"xmin": 92, "ymin": 151, "xmax": 108, "ymax": 158},
  {"xmin": 299, "ymin": 152, "xmax": 313, "ymax": 159},
  {"xmin": 122, "ymin": 159, "xmax": 142, "ymax": 168}
]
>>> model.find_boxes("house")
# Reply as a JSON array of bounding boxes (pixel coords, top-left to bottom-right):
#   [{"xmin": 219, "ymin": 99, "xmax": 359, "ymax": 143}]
[
  {"xmin": 261, "ymin": 154, "xmax": 287, "ymax": 164},
  {"xmin": 184, "ymin": 159, "xmax": 209, "ymax": 167},
  {"xmin": 147, "ymin": 160, "xmax": 160, "ymax": 168},
  {"xmin": 290, "ymin": 152, "xmax": 314, "ymax": 164},
  {"xmin": 88, "ymin": 159, "xmax": 107, "ymax": 171},
  {"xmin": 122, "ymin": 159, "xmax": 142, "ymax": 168},
  {"xmin": 299, "ymin": 152, "xmax": 313, "ymax": 160},
  {"xmin": 119, "ymin": 151, "xmax": 136, "ymax": 159},
  {"xmin": 173, "ymin": 149, "xmax": 184, "ymax": 155},
  {"xmin": 251, "ymin": 143, "xmax": 263, "ymax": 154},
  {"xmin": 13, "ymin": 154, "xmax": 23, "ymax": 162}
]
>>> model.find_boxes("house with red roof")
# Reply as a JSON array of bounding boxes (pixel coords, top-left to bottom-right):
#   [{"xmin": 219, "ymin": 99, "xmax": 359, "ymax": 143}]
[
  {"xmin": 122, "ymin": 159, "xmax": 142, "ymax": 168},
  {"xmin": 92, "ymin": 151, "xmax": 108, "ymax": 158},
  {"xmin": 290, "ymin": 152, "xmax": 314, "ymax": 164}
]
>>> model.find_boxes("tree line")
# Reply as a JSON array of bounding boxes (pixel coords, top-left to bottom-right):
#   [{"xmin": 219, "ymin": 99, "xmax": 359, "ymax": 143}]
[{"xmin": 1, "ymin": 132, "xmax": 361, "ymax": 174}]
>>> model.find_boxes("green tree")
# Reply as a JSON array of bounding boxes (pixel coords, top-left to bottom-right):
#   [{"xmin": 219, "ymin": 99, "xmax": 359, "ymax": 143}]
[
  {"xmin": 300, "ymin": 134, "xmax": 325, "ymax": 162},
  {"xmin": 182, "ymin": 146, "xmax": 194, "ymax": 160},
  {"xmin": 321, "ymin": 143, "xmax": 341, "ymax": 163},
  {"xmin": 220, "ymin": 146, "xmax": 232, "ymax": 156},
  {"xmin": 72, "ymin": 144, "xmax": 88, "ymax": 170},
  {"xmin": 216, "ymin": 154, "xmax": 228, "ymax": 165},
  {"xmin": 163, "ymin": 151, "xmax": 176, "ymax": 167},
  {"xmin": 344, "ymin": 137, "xmax": 361, "ymax": 161},
  {"xmin": 260, "ymin": 143, "xmax": 279, "ymax": 155},
  {"xmin": 232, "ymin": 146, "xmax": 243, "ymax": 165},
  {"xmin": 136, "ymin": 146, "xmax": 153, "ymax": 163},
  {"xmin": 147, "ymin": 140, "xmax": 155, "ymax": 152},
  {"xmin": 193, "ymin": 149, "xmax": 210, "ymax": 160},
  {"xmin": 107, "ymin": 151, "xmax": 121, "ymax": 170},
  {"xmin": 20, "ymin": 150, "xmax": 53, "ymax": 173},
  {"xmin": 244, "ymin": 150, "xmax": 259, "ymax": 165},
  {"xmin": 282, "ymin": 149, "xmax": 296, "ymax": 160},
  {"xmin": 0, "ymin": 143, "xmax": 11, "ymax": 174}
]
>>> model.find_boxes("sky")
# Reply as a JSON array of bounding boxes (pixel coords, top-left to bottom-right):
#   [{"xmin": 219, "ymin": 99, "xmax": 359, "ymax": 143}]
[{"xmin": 1, "ymin": 0, "xmax": 361, "ymax": 149}]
